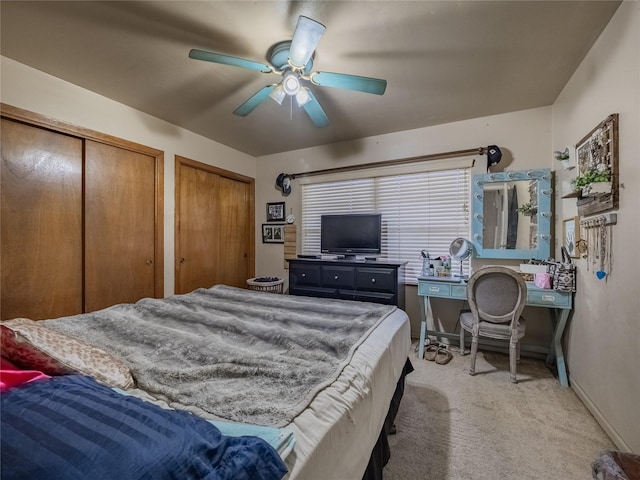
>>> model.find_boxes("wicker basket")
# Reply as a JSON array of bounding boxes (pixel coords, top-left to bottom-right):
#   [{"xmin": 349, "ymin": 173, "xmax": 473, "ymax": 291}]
[{"xmin": 246, "ymin": 277, "xmax": 284, "ymax": 294}]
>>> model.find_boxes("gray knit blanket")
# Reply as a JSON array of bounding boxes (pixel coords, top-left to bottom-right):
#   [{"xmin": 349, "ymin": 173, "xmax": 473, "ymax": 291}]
[{"xmin": 43, "ymin": 285, "xmax": 396, "ymax": 427}]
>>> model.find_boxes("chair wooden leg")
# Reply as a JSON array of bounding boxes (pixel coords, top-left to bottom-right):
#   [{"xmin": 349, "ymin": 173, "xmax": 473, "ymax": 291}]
[
  {"xmin": 516, "ymin": 341, "xmax": 521, "ymax": 364},
  {"xmin": 459, "ymin": 328, "xmax": 466, "ymax": 356},
  {"xmin": 509, "ymin": 341, "xmax": 517, "ymax": 383},
  {"xmin": 469, "ymin": 335, "xmax": 478, "ymax": 376}
]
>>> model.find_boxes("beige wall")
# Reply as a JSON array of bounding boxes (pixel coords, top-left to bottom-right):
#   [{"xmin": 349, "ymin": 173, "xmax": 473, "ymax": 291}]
[
  {"xmin": 551, "ymin": 1, "xmax": 639, "ymax": 452},
  {"xmin": 255, "ymin": 106, "xmax": 555, "ymax": 345},
  {"xmin": 0, "ymin": 56, "xmax": 256, "ymax": 297},
  {"xmin": 255, "ymin": 105, "xmax": 553, "ymax": 278}
]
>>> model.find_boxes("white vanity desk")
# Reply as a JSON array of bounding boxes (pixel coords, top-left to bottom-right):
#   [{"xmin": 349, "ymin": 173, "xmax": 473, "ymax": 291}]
[{"xmin": 417, "ymin": 276, "xmax": 573, "ymax": 387}]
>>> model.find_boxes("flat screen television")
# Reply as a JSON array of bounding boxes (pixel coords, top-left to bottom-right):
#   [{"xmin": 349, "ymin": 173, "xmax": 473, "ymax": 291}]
[{"xmin": 320, "ymin": 213, "xmax": 382, "ymax": 258}]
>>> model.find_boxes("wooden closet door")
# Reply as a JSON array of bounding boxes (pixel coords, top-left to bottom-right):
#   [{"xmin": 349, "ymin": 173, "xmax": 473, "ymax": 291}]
[
  {"xmin": 84, "ymin": 140, "xmax": 156, "ymax": 312},
  {"xmin": 175, "ymin": 158, "xmax": 254, "ymax": 294},
  {"xmin": 1, "ymin": 118, "xmax": 83, "ymax": 320},
  {"xmin": 215, "ymin": 175, "xmax": 251, "ymax": 288}
]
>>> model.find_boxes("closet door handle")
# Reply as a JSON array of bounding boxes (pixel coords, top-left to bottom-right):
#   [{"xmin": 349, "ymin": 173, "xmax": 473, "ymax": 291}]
[
  {"xmin": 146, "ymin": 259, "xmax": 153, "ymax": 266},
  {"xmin": 179, "ymin": 257, "xmax": 185, "ymax": 264}
]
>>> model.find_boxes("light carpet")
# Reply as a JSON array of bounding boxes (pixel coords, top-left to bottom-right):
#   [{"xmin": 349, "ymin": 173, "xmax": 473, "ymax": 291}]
[{"xmin": 383, "ymin": 344, "xmax": 615, "ymax": 480}]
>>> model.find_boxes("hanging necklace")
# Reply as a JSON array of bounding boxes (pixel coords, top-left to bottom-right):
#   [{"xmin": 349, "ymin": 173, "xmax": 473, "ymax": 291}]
[
  {"xmin": 596, "ymin": 218, "xmax": 606, "ymax": 279},
  {"xmin": 609, "ymin": 222, "xmax": 614, "ymax": 275},
  {"xmin": 590, "ymin": 218, "xmax": 597, "ymax": 272}
]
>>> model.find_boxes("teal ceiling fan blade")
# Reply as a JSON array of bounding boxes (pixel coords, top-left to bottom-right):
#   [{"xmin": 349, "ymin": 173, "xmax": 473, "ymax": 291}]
[
  {"xmin": 302, "ymin": 91, "xmax": 329, "ymax": 128},
  {"xmin": 233, "ymin": 85, "xmax": 277, "ymax": 117},
  {"xmin": 189, "ymin": 49, "xmax": 273, "ymax": 73},
  {"xmin": 311, "ymin": 72, "xmax": 387, "ymax": 95},
  {"xmin": 288, "ymin": 16, "xmax": 325, "ymax": 69}
]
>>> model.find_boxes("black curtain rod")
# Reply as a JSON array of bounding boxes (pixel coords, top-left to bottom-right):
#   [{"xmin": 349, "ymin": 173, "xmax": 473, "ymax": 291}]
[{"xmin": 290, "ymin": 147, "xmax": 483, "ymax": 179}]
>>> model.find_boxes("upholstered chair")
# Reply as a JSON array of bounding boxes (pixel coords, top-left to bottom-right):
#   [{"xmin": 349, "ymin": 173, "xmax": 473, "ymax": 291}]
[{"xmin": 459, "ymin": 266, "xmax": 527, "ymax": 383}]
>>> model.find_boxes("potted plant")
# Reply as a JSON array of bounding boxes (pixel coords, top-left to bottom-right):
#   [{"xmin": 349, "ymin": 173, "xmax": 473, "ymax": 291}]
[
  {"xmin": 571, "ymin": 166, "xmax": 612, "ymax": 196},
  {"xmin": 554, "ymin": 147, "xmax": 574, "ymax": 170},
  {"xmin": 516, "ymin": 202, "xmax": 537, "ymax": 216}
]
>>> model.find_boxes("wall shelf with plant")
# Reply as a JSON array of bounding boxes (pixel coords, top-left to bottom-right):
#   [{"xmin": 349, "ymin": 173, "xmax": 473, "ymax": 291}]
[
  {"xmin": 569, "ymin": 166, "xmax": 612, "ymax": 197},
  {"xmin": 554, "ymin": 146, "xmax": 575, "ymax": 170}
]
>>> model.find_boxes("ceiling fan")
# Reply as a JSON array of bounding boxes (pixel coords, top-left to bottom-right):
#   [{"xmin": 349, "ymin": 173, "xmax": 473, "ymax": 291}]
[{"xmin": 189, "ymin": 16, "xmax": 387, "ymax": 127}]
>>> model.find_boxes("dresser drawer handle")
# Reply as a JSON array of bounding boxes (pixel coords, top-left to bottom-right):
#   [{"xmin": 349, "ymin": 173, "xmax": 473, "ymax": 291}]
[
  {"xmin": 334, "ymin": 275, "xmax": 339, "ymax": 280},
  {"xmin": 541, "ymin": 294, "xmax": 556, "ymax": 302},
  {"xmin": 301, "ymin": 273, "xmax": 306, "ymax": 278},
  {"xmin": 429, "ymin": 286, "xmax": 440, "ymax": 292},
  {"xmin": 371, "ymin": 278, "xmax": 376, "ymax": 284}
]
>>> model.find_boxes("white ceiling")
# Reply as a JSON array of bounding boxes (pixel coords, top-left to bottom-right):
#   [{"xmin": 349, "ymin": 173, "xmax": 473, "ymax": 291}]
[{"xmin": 1, "ymin": 1, "xmax": 621, "ymax": 157}]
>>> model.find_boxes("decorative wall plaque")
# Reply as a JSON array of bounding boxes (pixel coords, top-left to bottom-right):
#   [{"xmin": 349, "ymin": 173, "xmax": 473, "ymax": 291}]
[{"xmin": 575, "ymin": 114, "xmax": 618, "ymax": 217}]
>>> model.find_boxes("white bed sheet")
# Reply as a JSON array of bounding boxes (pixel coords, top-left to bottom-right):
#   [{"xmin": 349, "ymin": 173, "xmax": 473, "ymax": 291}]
[{"xmin": 283, "ymin": 307, "xmax": 411, "ymax": 480}]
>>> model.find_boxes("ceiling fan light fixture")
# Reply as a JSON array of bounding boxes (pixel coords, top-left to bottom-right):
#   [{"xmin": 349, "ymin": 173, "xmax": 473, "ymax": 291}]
[
  {"xmin": 296, "ymin": 87, "xmax": 311, "ymax": 106},
  {"xmin": 282, "ymin": 71, "xmax": 300, "ymax": 96},
  {"xmin": 269, "ymin": 84, "xmax": 286, "ymax": 105},
  {"xmin": 288, "ymin": 16, "xmax": 325, "ymax": 69}
]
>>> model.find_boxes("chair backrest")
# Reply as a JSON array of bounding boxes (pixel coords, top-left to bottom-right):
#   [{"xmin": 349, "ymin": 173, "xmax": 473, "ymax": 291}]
[{"xmin": 466, "ymin": 266, "xmax": 527, "ymax": 325}]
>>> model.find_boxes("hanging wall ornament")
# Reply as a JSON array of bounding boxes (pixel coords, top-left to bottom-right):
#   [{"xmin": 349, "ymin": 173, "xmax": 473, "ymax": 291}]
[
  {"xmin": 276, "ymin": 173, "xmax": 292, "ymax": 196},
  {"xmin": 486, "ymin": 145, "xmax": 502, "ymax": 172},
  {"xmin": 576, "ymin": 238, "xmax": 588, "ymax": 259}
]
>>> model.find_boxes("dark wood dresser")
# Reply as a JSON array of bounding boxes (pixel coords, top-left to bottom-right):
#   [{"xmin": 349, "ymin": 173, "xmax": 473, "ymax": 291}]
[{"xmin": 288, "ymin": 258, "xmax": 406, "ymax": 309}]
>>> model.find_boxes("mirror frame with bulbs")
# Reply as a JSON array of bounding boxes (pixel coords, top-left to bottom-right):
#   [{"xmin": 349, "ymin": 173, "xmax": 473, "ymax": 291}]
[{"xmin": 471, "ymin": 169, "xmax": 553, "ymax": 260}]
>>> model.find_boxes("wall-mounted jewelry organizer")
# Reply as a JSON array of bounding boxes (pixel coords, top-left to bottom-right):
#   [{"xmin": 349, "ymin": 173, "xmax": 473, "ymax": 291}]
[{"xmin": 579, "ymin": 213, "xmax": 617, "ymax": 280}]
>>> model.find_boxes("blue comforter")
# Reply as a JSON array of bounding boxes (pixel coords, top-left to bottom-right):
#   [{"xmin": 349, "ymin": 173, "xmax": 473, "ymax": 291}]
[{"xmin": 0, "ymin": 375, "xmax": 287, "ymax": 480}]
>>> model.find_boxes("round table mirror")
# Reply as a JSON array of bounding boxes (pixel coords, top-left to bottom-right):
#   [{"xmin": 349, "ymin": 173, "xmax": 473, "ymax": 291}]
[{"xmin": 449, "ymin": 237, "xmax": 473, "ymax": 279}]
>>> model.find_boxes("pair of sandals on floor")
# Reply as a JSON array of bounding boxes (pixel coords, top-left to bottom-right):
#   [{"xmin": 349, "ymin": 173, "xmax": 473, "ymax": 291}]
[{"xmin": 424, "ymin": 342, "xmax": 453, "ymax": 365}]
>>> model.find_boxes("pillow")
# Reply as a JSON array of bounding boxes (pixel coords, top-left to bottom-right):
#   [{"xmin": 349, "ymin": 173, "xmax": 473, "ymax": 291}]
[
  {"xmin": 0, "ymin": 356, "xmax": 50, "ymax": 391},
  {"xmin": 0, "ymin": 318, "xmax": 134, "ymax": 389}
]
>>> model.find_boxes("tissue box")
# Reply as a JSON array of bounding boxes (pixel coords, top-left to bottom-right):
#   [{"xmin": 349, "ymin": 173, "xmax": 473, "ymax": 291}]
[{"xmin": 519, "ymin": 264, "xmax": 548, "ymax": 274}]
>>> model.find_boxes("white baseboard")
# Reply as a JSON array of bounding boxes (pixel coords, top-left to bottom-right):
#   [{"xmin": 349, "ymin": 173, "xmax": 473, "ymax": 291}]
[{"xmin": 570, "ymin": 375, "xmax": 632, "ymax": 452}]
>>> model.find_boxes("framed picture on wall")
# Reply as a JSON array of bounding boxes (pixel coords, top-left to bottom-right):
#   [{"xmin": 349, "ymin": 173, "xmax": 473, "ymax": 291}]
[
  {"xmin": 266, "ymin": 202, "xmax": 285, "ymax": 222},
  {"xmin": 562, "ymin": 216, "xmax": 580, "ymax": 258},
  {"xmin": 262, "ymin": 224, "xmax": 284, "ymax": 244}
]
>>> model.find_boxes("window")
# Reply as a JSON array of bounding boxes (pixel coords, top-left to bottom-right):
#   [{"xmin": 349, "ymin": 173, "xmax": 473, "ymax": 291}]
[{"xmin": 301, "ymin": 167, "xmax": 471, "ymax": 283}]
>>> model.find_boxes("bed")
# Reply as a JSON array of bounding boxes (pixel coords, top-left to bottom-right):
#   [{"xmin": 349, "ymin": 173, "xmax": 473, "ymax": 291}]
[{"xmin": 1, "ymin": 284, "xmax": 412, "ymax": 480}]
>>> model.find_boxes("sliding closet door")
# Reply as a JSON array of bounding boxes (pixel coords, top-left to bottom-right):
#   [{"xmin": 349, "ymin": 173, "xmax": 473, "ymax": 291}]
[
  {"xmin": 215, "ymin": 175, "xmax": 252, "ymax": 288},
  {"xmin": 84, "ymin": 140, "xmax": 156, "ymax": 312},
  {"xmin": 175, "ymin": 157, "xmax": 254, "ymax": 295},
  {"xmin": 1, "ymin": 118, "xmax": 83, "ymax": 320}
]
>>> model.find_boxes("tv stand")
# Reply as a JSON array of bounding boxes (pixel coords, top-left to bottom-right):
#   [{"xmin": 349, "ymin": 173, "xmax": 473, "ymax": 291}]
[{"xmin": 288, "ymin": 258, "xmax": 406, "ymax": 309}]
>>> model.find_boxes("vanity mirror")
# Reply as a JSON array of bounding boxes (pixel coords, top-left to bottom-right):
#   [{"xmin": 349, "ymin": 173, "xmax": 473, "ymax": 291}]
[
  {"xmin": 449, "ymin": 238, "xmax": 472, "ymax": 279},
  {"xmin": 471, "ymin": 169, "xmax": 552, "ymax": 259}
]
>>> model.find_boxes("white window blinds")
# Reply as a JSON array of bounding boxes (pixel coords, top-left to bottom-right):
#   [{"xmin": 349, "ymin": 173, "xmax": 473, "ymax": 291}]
[{"xmin": 301, "ymin": 167, "xmax": 471, "ymax": 283}]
